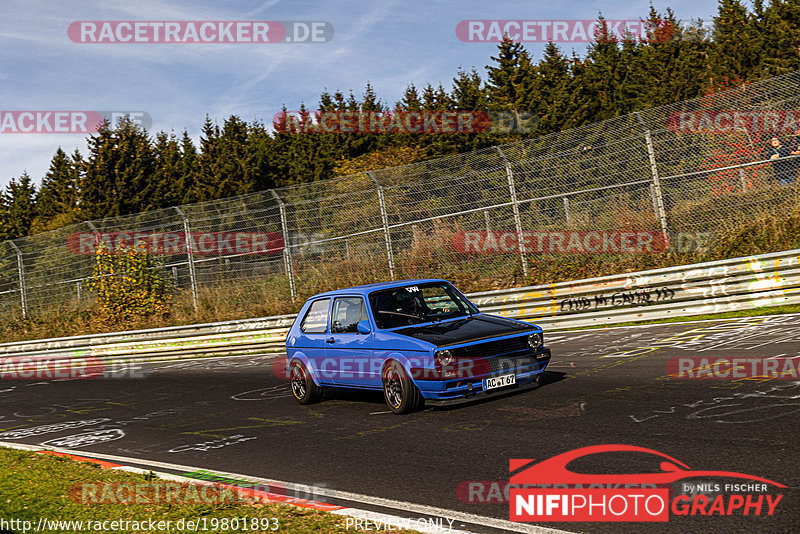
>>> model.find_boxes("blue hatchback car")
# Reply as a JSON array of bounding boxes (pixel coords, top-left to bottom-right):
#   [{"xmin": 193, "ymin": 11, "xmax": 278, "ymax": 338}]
[{"xmin": 285, "ymin": 279, "xmax": 551, "ymax": 413}]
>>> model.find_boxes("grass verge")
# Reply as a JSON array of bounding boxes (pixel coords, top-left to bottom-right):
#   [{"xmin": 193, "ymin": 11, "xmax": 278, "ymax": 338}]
[{"xmin": 0, "ymin": 447, "xmax": 414, "ymax": 534}]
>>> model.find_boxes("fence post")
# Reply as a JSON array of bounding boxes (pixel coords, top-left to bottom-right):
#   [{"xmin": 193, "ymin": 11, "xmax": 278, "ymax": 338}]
[
  {"xmin": 635, "ymin": 113, "xmax": 669, "ymax": 245},
  {"xmin": 495, "ymin": 147, "xmax": 529, "ymax": 278},
  {"xmin": 269, "ymin": 190, "xmax": 296, "ymax": 299},
  {"xmin": 739, "ymin": 166, "xmax": 748, "ymax": 192},
  {"xmin": 81, "ymin": 221, "xmax": 102, "ymax": 306},
  {"xmin": 85, "ymin": 220, "xmax": 102, "ymax": 254},
  {"xmin": 367, "ymin": 172, "xmax": 395, "ymax": 279},
  {"xmin": 649, "ymin": 184, "xmax": 660, "ymax": 227},
  {"xmin": 173, "ymin": 207, "xmax": 198, "ymax": 312},
  {"xmin": 563, "ymin": 196, "xmax": 571, "ymax": 225},
  {"xmin": 8, "ymin": 241, "xmax": 27, "ymax": 319},
  {"xmin": 484, "ymin": 210, "xmax": 491, "ymax": 233}
]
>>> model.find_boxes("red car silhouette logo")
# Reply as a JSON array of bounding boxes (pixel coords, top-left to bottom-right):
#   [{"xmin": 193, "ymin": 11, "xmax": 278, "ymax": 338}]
[{"xmin": 510, "ymin": 444, "xmax": 786, "ymax": 487}]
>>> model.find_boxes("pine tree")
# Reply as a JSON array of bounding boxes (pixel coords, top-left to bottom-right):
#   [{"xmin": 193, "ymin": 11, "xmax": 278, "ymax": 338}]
[
  {"xmin": 622, "ymin": 8, "xmax": 709, "ymax": 110},
  {"xmin": 29, "ymin": 148, "xmax": 84, "ymax": 232},
  {"xmin": 249, "ymin": 121, "xmax": 279, "ymax": 191},
  {"xmin": 522, "ymin": 42, "xmax": 571, "ymax": 134},
  {"xmin": 79, "ymin": 120, "xmax": 115, "ymax": 220},
  {"xmin": 450, "ymin": 68, "xmax": 493, "ymax": 150},
  {"xmin": 451, "ymin": 68, "xmax": 487, "ymax": 110},
  {"xmin": 709, "ymin": 0, "xmax": 760, "ymax": 81},
  {"xmin": 191, "ymin": 116, "xmax": 223, "ymax": 201},
  {"xmin": 215, "ymin": 115, "xmax": 258, "ymax": 198},
  {"xmin": 36, "ymin": 147, "xmax": 78, "ymax": 219},
  {"xmin": 564, "ymin": 53, "xmax": 594, "ymax": 128},
  {"xmin": 0, "ymin": 197, "xmax": 7, "ymax": 241},
  {"xmin": 269, "ymin": 106, "xmax": 297, "ymax": 187},
  {"xmin": 485, "ymin": 36, "xmax": 529, "ymax": 111},
  {"xmin": 1, "ymin": 173, "xmax": 37, "ymax": 240},
  {"xmin": 151, "ymin": 131, "xmax": 184, "ymax": 209},
  {"xmin": 178, "ymin": 131, "xmax": 198, "ymax": 204},
  {"xmin": 81, "ymin": 117, "xmax": 156, "ymax": 218},
  {"xmin": 760, "ymin": 0, "xmax": 800, "ymax": 75},
  {"xmin": 579, "ymin": 16, "xmax": 625, "ymax": 122},
  {"xmin": 398, "ymin": 84, "xmax": 423, "ymax": 111}
]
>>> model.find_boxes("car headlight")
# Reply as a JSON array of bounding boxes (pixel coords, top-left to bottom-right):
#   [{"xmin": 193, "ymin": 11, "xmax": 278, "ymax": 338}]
[
  {"xmin": 528, "ymin": 333, "xmax": 543, "ymax": 349},
  {"xmin": 435, "ymin": 350, "xmax": 454, "ymax": 367}
]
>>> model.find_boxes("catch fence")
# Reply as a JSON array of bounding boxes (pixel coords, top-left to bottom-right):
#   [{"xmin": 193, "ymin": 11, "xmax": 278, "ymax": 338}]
[{"xmin": 2, "ymin": 72, "xmax": 800, "ymax": 317}]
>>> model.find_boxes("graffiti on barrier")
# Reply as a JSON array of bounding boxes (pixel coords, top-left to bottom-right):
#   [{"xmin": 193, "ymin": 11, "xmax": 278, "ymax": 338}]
[{"xmin": 559, "ymin": 287, "xmax": 675, "ymax": 312}]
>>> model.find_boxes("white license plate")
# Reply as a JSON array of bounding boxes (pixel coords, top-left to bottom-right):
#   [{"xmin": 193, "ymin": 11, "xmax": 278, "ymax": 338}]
[{"xmin": 483, "ymin": 373, "xmax": 516, "ymax": 391}]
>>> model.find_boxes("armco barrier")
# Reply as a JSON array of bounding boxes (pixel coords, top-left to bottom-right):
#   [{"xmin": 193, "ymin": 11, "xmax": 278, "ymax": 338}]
[
  {"xmin": 471, "ymin": 248, "xmax": 800, "ymax": 329},
  {"xmin": 0, "ymin": 249, "xmax": 798, "ymax": 367}
]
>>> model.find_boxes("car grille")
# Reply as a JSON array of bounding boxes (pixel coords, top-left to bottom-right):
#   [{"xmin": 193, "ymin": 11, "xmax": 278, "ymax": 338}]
[
  {"xmin": 489, "ymin": 356, "xmax": 536, "ymax": 374},
  {"xmin": 451, "ymin": 335, "xmax": 529, "ymax": 359}
]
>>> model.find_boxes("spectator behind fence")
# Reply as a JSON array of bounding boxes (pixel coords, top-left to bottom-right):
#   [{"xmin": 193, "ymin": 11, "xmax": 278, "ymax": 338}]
[
  {"xmin": 790, "ymin": 127, "xmax": 800, "ymax": 182},
  {"xmin": 765, "ymin": 136, "xmax": 795, "ymax": 186}
]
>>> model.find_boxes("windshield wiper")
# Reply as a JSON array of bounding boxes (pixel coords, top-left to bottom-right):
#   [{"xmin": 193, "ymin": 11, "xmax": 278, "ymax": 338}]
[{"xmin": 378, "ymin": 310, "xmax": 424, "ymax": 320}]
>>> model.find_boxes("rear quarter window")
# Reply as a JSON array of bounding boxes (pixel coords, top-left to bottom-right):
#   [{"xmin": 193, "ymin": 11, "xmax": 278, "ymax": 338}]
[{"xmin": 300, "ymin": 298, "xmax": 330, "ymax": 333}]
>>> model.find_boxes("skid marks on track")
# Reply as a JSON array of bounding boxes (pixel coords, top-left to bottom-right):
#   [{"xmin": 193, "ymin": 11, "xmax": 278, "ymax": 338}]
[
  {"xmin": 178, "ymin": 417, "xmax": 304, "ymax": 439},
  {"xmin": 230, "ymin": 384, "xmax": 288, "ymax": 401},
  {"xmin": 629, "ymin": 380, "xmax": 800, "ymax": 425}
]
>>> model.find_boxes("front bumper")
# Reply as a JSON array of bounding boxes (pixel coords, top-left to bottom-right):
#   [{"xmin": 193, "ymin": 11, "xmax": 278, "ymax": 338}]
[
  {"xmin": 424, "ymin": 375, "xmax": 543, "ymax": 406},
  {"xmin": 414, "ymin": 347, "xmax": 551, "ymax": 405}
]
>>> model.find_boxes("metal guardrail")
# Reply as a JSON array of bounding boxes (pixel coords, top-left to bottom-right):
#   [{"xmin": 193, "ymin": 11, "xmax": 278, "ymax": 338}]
[
  {"xmin": 471, "ymin": 248, "xmax": 800, "ymax": 329},
  {"xmin": 1, "ymin": 249, "xmax": 798, "ymax": 366}
]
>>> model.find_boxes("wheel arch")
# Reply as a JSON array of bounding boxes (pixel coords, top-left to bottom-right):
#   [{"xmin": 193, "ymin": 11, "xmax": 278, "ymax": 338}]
[
  {"xmin": 380, "ymin": 352, "xmax": 429, "ymax": 388},
  {"xmin": 288, "ymin": 352, "xmax": 322, "ymax": 386}
]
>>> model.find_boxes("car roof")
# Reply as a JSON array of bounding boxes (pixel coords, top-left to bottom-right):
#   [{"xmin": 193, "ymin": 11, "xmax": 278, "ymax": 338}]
[{"xmin": 309, "ymin": 279, "xmax": 449, "ymax": 299}]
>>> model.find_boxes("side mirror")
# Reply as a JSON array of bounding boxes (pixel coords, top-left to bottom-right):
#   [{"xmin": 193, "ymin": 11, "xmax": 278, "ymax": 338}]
[{"xmin": 356, "ymin": 320, "xmax": 372, "ymax": 334}]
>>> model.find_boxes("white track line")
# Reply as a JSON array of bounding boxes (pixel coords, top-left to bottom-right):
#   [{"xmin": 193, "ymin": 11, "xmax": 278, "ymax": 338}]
[{"xmin": 0, "ymin": 441, "xmax": 577, "ymax": 534}]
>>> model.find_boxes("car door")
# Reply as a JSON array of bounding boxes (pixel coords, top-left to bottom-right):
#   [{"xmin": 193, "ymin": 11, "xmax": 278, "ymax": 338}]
[
  {"xmin": 326, "ymin": 296, "xmax": 374, "ymax": 387},
  {"xmin": 297, "ymin": 297, "xmax": 331, "ymax": 382}
]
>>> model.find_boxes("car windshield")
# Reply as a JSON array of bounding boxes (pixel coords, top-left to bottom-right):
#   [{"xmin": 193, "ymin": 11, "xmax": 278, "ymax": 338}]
[{"xmin": 368, "ymin": 282, "xmax": 478, "ymax": 329}]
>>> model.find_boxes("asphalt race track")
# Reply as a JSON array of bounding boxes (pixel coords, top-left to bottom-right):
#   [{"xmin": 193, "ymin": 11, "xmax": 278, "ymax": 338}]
[{"xmin": 2, "ymin": 314, "xmax": 799, "ymax": 533}]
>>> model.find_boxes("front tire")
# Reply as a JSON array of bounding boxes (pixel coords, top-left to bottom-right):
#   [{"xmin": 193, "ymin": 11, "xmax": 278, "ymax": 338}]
[
  {"xmin": 290, "ymin": 360, "xmax": 321, "ymax": 404},
  {"xmin": 383, "ymin": 361, "xmax": 424, "ymax": 414}
]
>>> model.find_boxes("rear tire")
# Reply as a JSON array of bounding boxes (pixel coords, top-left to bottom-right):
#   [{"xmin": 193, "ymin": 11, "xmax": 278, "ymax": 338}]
[
  {"xmin": 290, "ymin": 360, "xmax": 321, "ymax": 404},
  {"xmin": 383, "ymin": 361, "xmax": 424, "ymax": 414}
]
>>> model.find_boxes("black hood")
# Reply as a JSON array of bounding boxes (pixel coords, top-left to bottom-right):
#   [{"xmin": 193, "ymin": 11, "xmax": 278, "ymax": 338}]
[{"xmin": 393, "ymin": 314, "xmax": 535, "ymax": 347}]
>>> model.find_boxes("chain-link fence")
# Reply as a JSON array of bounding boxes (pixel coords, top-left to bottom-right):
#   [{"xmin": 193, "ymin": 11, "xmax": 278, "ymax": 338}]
[{"xmin": 3, "ymin": 72, "xmax": 800, "ymax": 319}]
